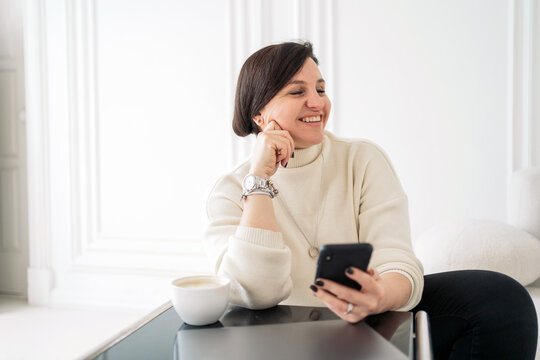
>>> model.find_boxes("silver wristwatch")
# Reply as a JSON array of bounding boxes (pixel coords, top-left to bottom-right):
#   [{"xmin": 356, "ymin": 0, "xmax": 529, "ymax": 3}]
[{"xmin": 241, "ymin": 174, "xmax": 279, "ymax": 200}]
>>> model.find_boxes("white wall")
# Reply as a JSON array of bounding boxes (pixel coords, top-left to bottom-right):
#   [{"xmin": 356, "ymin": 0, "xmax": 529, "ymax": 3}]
[
  {"xmin": 22, "ymin": 0, "xmax": 540, "ymax": 308},
  {"xmin": 336, "ymin": 0, "xmax": 511, "ymax": 238},
  {"xmin": 0, "ymin": 0, "xmax": 28, "ymax": 296}
]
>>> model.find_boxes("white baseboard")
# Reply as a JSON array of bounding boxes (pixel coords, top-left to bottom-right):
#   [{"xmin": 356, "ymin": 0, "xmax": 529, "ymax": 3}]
[{"xmin": 27, "ymin": 267, "xmax": 53, "ymax": 305}]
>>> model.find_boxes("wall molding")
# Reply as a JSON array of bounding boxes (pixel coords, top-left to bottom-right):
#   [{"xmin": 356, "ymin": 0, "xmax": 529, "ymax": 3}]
[
  {"xmin": 507, "ymin": 0, "xmax": 540, "ymax": 221},
  {"xmin": 509, "ymin": 0, "xmax": 539, "ymax": 173},
  {"xmin": 0, "ymin": 70, "xmax": 18, "ymax": 156},
  {"xmin": 0, "ymin": 167, "xmax": 19, "ymax": 251},
  {"xmin": 64, "ymin": 0, "xmax": 208, "ymax": 279},
  {"xmin": 24, "ymin": 0, "xmax": 211, "ymax": 307},
  {"xmin": 531, "ymin": 0, "xmax": 540, "ymax": 167},
  {"xmin": 23, "ymin": 0, "xmax": 53, "ymax": 304}
]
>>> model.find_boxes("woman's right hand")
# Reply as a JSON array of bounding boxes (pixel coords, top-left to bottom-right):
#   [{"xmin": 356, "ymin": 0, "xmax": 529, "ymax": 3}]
[{"xmin": 250, "ymin": 121, "xmax": 295, "ymax": 179}]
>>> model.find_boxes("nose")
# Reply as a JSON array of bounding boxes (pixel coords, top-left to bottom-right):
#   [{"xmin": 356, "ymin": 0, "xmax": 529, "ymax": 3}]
[{"xmin": 305, "ymin": 89, "xmax": 324, "ymax": 110}]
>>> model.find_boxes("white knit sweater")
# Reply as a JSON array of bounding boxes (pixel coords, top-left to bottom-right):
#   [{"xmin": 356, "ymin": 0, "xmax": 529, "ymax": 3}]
[{"xmin": 203, "ymin": 131, "xmax": 424, "ymax": 311}]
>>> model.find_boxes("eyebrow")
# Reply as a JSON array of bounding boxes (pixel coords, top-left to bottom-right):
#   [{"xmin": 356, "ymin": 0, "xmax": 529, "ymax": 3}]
[{"xmin": 287, "ymin": 79, "xmax": 326, "ymax": 86}]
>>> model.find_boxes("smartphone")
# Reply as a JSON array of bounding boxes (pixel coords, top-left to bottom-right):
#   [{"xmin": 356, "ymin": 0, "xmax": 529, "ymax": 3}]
[{"xmin": 314, "ymin": 243, "xmax": 373, "ymax": 290}]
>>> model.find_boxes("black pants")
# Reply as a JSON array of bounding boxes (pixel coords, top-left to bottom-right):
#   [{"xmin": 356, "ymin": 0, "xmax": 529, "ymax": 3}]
[{"xmin": 412, "ymin": 270, "xmax": 538, "ymax": 360}]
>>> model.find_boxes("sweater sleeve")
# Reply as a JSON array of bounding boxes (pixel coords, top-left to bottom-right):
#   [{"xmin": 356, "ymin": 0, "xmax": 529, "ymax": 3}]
[
  {"xmin": 356, "ymin": 144, "xmax": 424, "ymax": 311},
  {"xmin": 202, "ymin": 175, "xmax": 293, "ymax": 310}
]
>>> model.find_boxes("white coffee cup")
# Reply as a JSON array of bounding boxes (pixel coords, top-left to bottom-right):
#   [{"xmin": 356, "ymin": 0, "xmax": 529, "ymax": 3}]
[{"xmin": 171, "ymin": 275, "xmax": 230, "ymax": 326}]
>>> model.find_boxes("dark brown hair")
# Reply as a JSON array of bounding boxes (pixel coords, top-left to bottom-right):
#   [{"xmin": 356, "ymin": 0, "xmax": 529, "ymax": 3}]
[{"xmin": 232, "ymin": 41, "xmax": 319, "ymax": 136}]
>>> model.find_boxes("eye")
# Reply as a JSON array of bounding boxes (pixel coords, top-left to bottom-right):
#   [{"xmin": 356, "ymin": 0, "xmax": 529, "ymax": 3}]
[
  {"xmin": 317, "ymin": 89, "xmax": 326, "ymax": 95},
  {"xmin": 289, "ymin": 89, "xmax": 304, "ymax": 95}
]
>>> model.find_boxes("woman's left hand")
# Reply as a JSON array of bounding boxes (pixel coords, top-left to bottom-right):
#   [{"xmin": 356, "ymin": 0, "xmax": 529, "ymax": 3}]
[{"xmin": 310, "ymin": 267, "xmax": 385, "ymax": 323}]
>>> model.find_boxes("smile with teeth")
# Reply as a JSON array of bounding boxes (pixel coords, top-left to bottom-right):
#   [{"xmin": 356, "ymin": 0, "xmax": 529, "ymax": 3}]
[{"xmin": 299, "ymin": 116, "xmax": 321, "ymax": 123}]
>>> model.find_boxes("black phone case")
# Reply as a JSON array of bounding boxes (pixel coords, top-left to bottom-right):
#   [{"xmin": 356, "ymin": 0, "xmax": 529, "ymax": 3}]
[{"xmin": 314, "ymin": 243, "xmax": 373, "ymax": 290}]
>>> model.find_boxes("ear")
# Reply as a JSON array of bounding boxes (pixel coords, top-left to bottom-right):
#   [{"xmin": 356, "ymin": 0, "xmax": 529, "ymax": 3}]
[{"xmin": 252, "ymin": 114, "xmax": 264, "ymax": 127}]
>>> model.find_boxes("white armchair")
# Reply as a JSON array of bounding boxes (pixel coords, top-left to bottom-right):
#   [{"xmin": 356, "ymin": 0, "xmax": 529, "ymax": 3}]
[
  {"xmin": 414, "ymin": 166, "xmax": 540, "ymax": 287},
  {"xmin": 414, "ymin": 167, "xmax": 540, "ymax": 359}
]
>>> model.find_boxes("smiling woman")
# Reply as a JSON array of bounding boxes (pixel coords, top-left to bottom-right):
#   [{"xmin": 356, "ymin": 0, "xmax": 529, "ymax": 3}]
[
  {"xmin": 202, "ymin": 41, "xmax": 538, "ymax": 359},
  {"xmin": 207, "ymin": 40, "xmax": 422, "ymax": 315}
]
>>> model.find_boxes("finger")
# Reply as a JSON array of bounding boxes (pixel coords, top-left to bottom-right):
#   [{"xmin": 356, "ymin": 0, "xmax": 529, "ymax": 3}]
[
  {"xmin": 263, "ymin": 120, "xmax": 282, "ymax": 132},
  {"xmin": 280, "ymin": 131, "xmax": 295, "ymax": 163},
  {"xmin": 270, "ymin": 128, "xmax": 294, "ymax": 151},
  {"xmin": 280, "ymin": 149, "xmax": 290, "ymax": 167},
  {"xmin": 345, "ymin": 267, "xmax": 381, "ymax": 295},
  {"xmin": 271, "ymin": 138, "xmax": 291, "ymax": 164},
  {"xmin": 258, "ymin": 131, "xmax": 287, "ymax": 158},
  {"xmin": 314, "ymin": 278, "xmax": 359, "ymax": 304},
  {"xmin": 273, "ymin": 137, "xmax": 291, "ymax": 166},
  {"xmin": 310, "ymin": 286, "xmax": 353, "ymax": 319},
  {"xmin": 261, "ymin": 119, "xmax": 292, "ymax": 146},
  {"xmin": 367, "ymin": 268, "xmax": 381, "ymax": 280},
  {"xmin": 265, "ymin": 131, "xmax": 293, "ymax": 166},
  {"xmin": 310, "ymin": 286, "xmax": 365, "ymax": 322},
  {"xmin": 315, "ymin": 278, "xmax": 379, "ymax": 318}
]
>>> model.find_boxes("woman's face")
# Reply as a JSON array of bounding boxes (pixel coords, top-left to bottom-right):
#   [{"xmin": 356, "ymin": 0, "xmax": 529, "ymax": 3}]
[{"xmin": 256, "ymin": 58, "xmax": 331, "ymax": 149}]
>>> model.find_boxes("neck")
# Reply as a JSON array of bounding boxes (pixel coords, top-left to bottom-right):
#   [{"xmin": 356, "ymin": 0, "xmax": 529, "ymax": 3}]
[{"xmin": 287, "ymin": 139, "xmax": 325, "ymax": 168}]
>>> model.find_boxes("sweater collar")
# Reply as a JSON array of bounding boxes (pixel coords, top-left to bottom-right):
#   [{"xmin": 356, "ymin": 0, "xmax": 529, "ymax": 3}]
[{"xmin": 286, "ymin": 137, "xmax": 325, "ymax": 168}]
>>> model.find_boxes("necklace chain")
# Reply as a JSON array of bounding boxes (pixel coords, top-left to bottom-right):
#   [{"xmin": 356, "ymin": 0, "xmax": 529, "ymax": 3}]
[{"xmin": 275, "ymin": 153, "xmax": 326, "ymax": 259}]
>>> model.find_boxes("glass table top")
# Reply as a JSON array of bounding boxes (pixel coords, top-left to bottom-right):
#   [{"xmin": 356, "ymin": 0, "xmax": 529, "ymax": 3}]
[{"xmin": 91, "ymin": 303, "xmax": 413, "ymax": 360}]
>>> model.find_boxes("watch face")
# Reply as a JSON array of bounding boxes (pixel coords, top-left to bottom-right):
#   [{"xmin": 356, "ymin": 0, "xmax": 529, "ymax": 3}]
[{"xmin": 244, "ymin": 175, "xmax": 255, "ymax": 190}]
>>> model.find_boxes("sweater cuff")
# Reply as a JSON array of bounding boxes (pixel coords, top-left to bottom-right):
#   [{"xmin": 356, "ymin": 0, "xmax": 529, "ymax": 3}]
[{"xmin": 235, "ymin": 226, "xmax": 284, "ymax": 249}]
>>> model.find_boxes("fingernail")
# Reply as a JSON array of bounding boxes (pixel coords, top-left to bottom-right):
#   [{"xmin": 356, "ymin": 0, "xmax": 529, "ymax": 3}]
[
  {"xmin": 310, "ymin": 285, "xmax": 318, "ymax": 292},
  {"xmin": 292, "ymin": 152, "xmax": 295, "ymax": 158},
  {"xmin": 315, "ymin": 280, "xmax": 324, "ymax": 286},
  {"xmin": 346, "ymin": 267, "xmax": 354, "ymax": 274},
  {"xmin": 284, "ymin": 162, "xmax": 288, "ymax": 168}
]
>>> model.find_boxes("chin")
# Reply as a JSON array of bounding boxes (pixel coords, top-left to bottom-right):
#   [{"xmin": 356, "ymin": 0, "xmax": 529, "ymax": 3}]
[{"xmin": 296, "ymin": 135, "xmax": 324, "ymax": 149}]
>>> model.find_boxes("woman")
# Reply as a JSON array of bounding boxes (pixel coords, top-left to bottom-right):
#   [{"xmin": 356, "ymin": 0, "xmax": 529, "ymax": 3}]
[{"xmin": 203, "ymin": 41, "xmax": 537, "ymax": 359}]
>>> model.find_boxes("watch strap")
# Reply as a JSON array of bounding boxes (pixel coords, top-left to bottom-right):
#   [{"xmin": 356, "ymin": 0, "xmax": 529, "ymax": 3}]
[
  {"xmin": 241, "ymin": 189, "xmax": 274, "ymax": 200},
  {"xmin": 241, "ymin": 175, "xmax": 278, "ymax": 200}
]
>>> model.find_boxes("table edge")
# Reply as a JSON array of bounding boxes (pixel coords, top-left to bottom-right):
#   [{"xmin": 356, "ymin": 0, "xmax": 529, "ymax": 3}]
[{"xmin": 80, "ymin": 300, "xmax": 173, "ymax": 360}]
